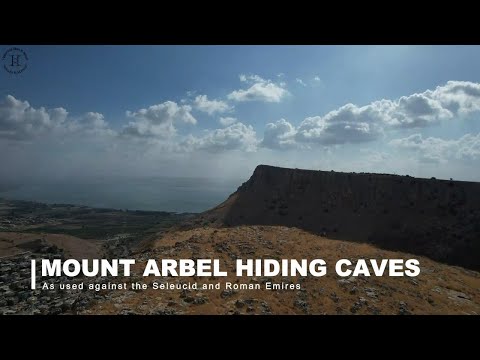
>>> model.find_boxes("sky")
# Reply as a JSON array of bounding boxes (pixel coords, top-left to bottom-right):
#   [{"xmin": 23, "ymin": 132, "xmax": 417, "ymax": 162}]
[{"xmin": 1, "ymin": 45, "xmax": 480, "ymax": 184}]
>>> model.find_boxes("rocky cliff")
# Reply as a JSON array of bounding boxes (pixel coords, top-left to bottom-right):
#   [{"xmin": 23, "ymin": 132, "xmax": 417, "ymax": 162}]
[{"xmin": 212, "ymin": 165, "xmax": 480, "ymax": 270}]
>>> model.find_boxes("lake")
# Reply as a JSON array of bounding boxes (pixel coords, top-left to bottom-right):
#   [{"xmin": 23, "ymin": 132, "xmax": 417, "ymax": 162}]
[{"xmin": 0, "ymin": 177, "xmax": 243, "ymax": 213}]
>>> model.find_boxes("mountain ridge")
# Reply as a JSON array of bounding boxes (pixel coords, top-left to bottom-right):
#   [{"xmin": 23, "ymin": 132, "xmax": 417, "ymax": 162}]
[{"xmin": 198, "ymin": 164, "xmax": 480, "ymax": 270}]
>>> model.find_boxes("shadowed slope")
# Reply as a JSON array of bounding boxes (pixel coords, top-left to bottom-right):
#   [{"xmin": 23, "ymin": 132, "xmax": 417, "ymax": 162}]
[{"xmin": 199, "ymin": 165, "xmax": 480, "ymax": 270}]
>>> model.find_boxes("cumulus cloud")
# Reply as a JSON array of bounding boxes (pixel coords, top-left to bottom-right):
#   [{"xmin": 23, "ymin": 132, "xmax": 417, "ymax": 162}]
[
  {"xmin": 0, "ymin": 95, "xmax": 69, "ymax": 140},
  {"xmin": 261, "ymin": 81, "xmax": 480, "ymax": 147},
  {"xmin": 80, "ymin": 112, "xmax": 107, "ymax": 129},
  {"xmin": 380, "ymin": 94, "xmax": 451, "ymax": 128},
  {"xmin": 431, "ymin": 80, "xmax": 480, "ymax": 114},
  {"xmin": 72, "ymin": 112, "xmax": 116, "ymax": 137},
  {"xmin": 5, "ymin": 80, "xmax": 480, "ymax": 161},
  {"xmin": 181, "ymin": 122, "xmax": 258, "ymax": 152},
  {"xmin": 369, "ymin": 81, "xmax": 480, "ymax": 129},
  {"xmin": 314, "ymin": 76, "xmax": 321, "ymax": 81},
  {"xmin": 193, "ymin": 95, "xmax": 231, "ymax": 115},
  {"xmin": 0, "ymin": 95, "xmax": 114, "ymax": 141},
  {"xmin": 296, "ymin": 106, "xmax": 384, "ymax": 145},
  {"xmin": 261, "ymin": 119, "xmax": 297, "ymax": 150},
  {"xmin": 262, "ymin": 108, "xmax": 383, "ymax": 149},
  {"xmin": 228, "ymin": 74, "xmax": 288, "ymax": 103},
  {"xmin": 219, "ymin": 116, "xmax": 237, "ymax": 127},
  {"xmin": 122, "ymin": 101, "xmax": 196, "ymax": 138},
  {"xmin": 296, "ymin": 78, "xmax": 307, "ymax": 87},
  {"xmin": 390, "ymin": 133, "xmax": 480, "ymax": 163}
]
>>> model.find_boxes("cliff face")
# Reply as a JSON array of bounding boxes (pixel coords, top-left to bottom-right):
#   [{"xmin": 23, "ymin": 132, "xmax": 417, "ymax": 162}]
[{"xmin": 220, "ymin": 165, "xmax": 480, "ymax": 270}]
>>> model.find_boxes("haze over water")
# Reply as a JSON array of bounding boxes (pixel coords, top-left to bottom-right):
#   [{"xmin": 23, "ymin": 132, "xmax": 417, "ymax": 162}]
[{"xmin": 0, "ymin": 177, "xmax": 241, "ymax": 213}]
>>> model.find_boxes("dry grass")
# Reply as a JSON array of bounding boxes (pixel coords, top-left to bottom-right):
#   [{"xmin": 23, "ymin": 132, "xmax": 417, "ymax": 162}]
[
  {"xmin": 0, "ymin": 231, "xmax": 102, "ymax": 259},
  {"xmin": 87, "ymin": 225, "xmax": 480, "ymax": 315}
]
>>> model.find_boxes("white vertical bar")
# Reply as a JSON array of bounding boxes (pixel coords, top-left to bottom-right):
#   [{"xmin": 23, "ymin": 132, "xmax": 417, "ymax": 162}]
[{"xmin": 31, "ymin": 259, "xmax": 36, "ymax": 290}]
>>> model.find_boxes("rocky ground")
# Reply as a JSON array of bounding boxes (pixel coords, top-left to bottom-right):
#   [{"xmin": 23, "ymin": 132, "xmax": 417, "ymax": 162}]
[
  {"xmin": 1, "ymin": 195, "xmax": 479, "ymax": 315},
  {"xmin": 0, "ymin": 198, "xmax": 192, "ymax": 315},
  {"xmin": 0, "ymin": 233, "xmax": 141, "ymax": 315},
  {"xmin": 86, "ymin": 226, "xmax": 480, "ymax": 315},
  {"xmin": 2, "ymin": 225, "xmax": 479, "ymax": 315},
  {"xmin": 0, "ymin": 245, "xmax": 99, "ymax": 315}
]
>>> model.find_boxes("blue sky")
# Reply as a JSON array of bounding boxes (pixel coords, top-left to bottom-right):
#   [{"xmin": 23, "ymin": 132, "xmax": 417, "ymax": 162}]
[{"xmin": 1, "ymin": 45, "xmax": 480, "ymax": 182}]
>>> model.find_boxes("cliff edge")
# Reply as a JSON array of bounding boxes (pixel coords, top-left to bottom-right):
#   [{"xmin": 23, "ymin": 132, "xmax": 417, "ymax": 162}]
[{"xmin": 202, "ymin": 165, "xmax": 480, "ymax": 270}]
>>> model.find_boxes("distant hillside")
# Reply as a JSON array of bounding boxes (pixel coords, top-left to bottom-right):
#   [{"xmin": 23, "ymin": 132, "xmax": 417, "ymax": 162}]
[{"xmin": 199, "ymin": 165, "xmax": 480, "ymax": 270}]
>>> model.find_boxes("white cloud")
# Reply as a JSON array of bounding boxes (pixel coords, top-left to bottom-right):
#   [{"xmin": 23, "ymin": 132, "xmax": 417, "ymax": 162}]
[
  {"xmin": 296, "ymin": 78, "xmax": 307, "ymax": 87},
  {"xmin": 261, "ymin": 119, "xmax": 298, "ymax": 150},
  {"xmin": 228, "ymin": 74, "xmax": 288, "ymax": 103},
  {"xmin": 314, "ymin": 76, "xmax": 321, "ymax": 81},
  {"xmin": 380, "ymin": 93, "xmax": 452, "ymax": 128},
  {"xmin": 375, "ymin": 81, "xmax": 480, "ymax": 129},
  {"xmin": 0, "ymin": 95, "xmax": 114, "ymax": 141},
  {"xmin": 122, "ymin": 101, "xmax": 196, "ymax": 139},
  {"xmin": 239, "ymin": 74, "xmax": 264, "ymax": 83},
  {"xmin": 0, "ymin": 95, "xmax": 68, "ymax": 140},
  {"xmin": 4, "ymin": 80, "xmax": 480, "ymax": 170},
  {"xmin": 4, "ymin": 80, "xmax": 480, "ymax": 185},
  {"xmin": 181, "ymin": 122, "xmax": 258, "ymax": 152},
  {"xmin": 431, "ymin": 81, "xmax": 480, "ymax": 114},
  {"xmin": 261, "ymin": 108, "xmax": 383, "ymax": 149},
  {"xmin": 71, "ymin": 112, "xmax": 116, "ymax": 137},
  {"xmin": 219, "ymin": 116, "xmax": 237, "ymax": 127},
  {"xmin": 296, "ymin": 105, "xmax": 384, "ymax": 145},
  {"xmin": 390, "ymin": 133, "xmax": 480, "ymax": 163},
  {"xmin": 261, "ymin": 81, "xmax": 480, "ymax": 147},
  {"xmin": 79, "ymin": 112, "xmax": 108, "ymax": 129},
  {"xmin": 193, "ymin": 95, "xmax": 231, "ymax": 115}
]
